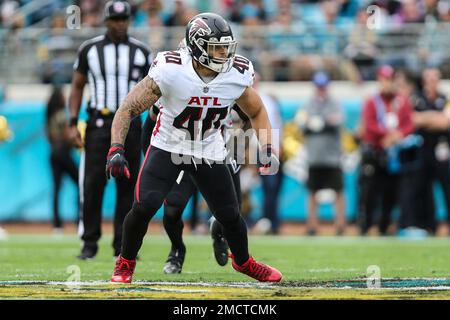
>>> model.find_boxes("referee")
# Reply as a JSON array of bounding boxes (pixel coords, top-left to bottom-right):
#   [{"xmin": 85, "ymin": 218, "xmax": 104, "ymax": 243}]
[{"xmin": 68, "ymin": 0, "xmax": 152, "ymax": 259}]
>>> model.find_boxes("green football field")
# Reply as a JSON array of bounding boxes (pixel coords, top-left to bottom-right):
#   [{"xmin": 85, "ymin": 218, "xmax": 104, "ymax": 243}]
[{"xmin": 1, "ymin": 234, "xmax": 450, "ymax": 299}]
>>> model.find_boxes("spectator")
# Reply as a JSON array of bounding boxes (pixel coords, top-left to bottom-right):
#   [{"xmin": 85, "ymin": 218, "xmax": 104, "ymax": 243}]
[
  {"xmin": 358, "ymin": 65, "xmax": 415, "ymax": 235},
  {"xmin": 409, "ymin": 68, "xmax": 450, "ymax": 234},
  {"xmin": 240, "ymin": 0, "xmax": 267, "ymax": 23},
  {"xmin": 343, "ymin": 6, "xmax": 379, "ymax": 81},
  {"xmin": 436, "ymin": 0, "xmax": 450, "ymax": 21},
  {"xmin": 1, "ymin": 0, "xmax": 19, "ymax": 28},
  {"xmin": 320, "ymin": 0, "xmax": 339, "ymax": 26},
  {"xmin": 163, "ymin": 0, "xmax": 197, "ymax": 49},
  {"xmin": 391, "ymin": 69, "xmax": 429, "ymax": 236},
  {"xmin": 0, "ymin": 114, "xmax": 12, "ymax": 142},
  {"xmin": 337, "ymin": 0, "xmax": 360, "ymax": 19},
  {"xmin": 0, "ymin": 111, "xmax": 10, "ymax": 238},
  {"xmin": 295, "ymin": 71, "xmax": 346, "ymax": 236},
  {"xmin": 395, "ymin": 68, "xmax": 422, "ymax": 98},
  {"xmin": 133, "ymin": 0, "xmax": 164, "ymax": 27},
  {"xmin": 229, "ymin": 0, "xmax": 244, "ymax": 23},
  {"xmin": 28, "ymin": 0, "xmax": 65, "ymax": 26},
  {"xmin": 259, "ymin": 0, "xmax": 307, "ymax": 81},
  {"xmin": 165, "ymin": 0, "xmax": 196, "ymax": 26},
  {"xmin": 229, "ymin": 0, "xmax": 267, "ymax": 23},
  {"xmin": 133, "ymin": 0, "xmax": 165, "ymax": 53},
  {"xmin": 77, "ymin": 0, "xmax": 103, "ymax": 27},
  {"xmin": 238, "ymin": 2, "xmax": 266, "ymax": 72},
  {"xmin": 423, "ymin": 0, "xmax": 449, "ymax": 22},
  {"xmin": 45, "ymin": 85, "xmax": 79, "ymax": 233},
  {"xmin": 393, "ymin": 0, "xmax": 425, "ymax": 24},
  {"xmin": 287, "ymin": 0, "xmax": 344, "ymax": 81},
  {"xmin": 370, "ymin": 0, "xmax": 403, "ymax": 16},
  {"xmin": 38, "ymin": 13, "xmax": 75, "ymax": 84}
]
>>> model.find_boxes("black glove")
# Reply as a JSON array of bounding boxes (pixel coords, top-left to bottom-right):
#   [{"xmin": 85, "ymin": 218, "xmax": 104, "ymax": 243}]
[
  {"xmin": 258, "ymin": 144, "xmax": 280, "ymax": 176},
  {"xmin": 106, "ymin": 143, "xmax": 130, "ymax": 179}
]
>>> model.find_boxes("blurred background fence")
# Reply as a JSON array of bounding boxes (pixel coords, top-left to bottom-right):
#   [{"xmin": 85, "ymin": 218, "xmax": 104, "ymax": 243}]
[{"xmin": 2, "ymin": 22, "xmax": 450, "ymax": 84}]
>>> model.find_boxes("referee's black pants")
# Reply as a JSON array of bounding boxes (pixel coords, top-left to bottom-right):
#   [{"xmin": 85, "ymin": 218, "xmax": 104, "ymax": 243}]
[{"xmin": 80, "ymin": 116, "xmax": 141, "ymax": 255}]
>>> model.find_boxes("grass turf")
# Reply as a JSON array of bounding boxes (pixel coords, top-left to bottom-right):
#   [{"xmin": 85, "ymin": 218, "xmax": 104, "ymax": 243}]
[{"xmin": 1, "ymin": 234, "xmax": 450, "ymax": 299}]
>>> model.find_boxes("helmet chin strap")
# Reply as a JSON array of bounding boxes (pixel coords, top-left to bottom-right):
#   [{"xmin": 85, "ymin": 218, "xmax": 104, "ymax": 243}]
[
  {"xmin": 201, "ymin": 55, "xmax": 233, "ymax": 73},
  {"xmin": 193, "ymin": 58, "xmax": 219, "ymax": 77},
  {"xmin": 209, "ymin": 58, "xmax": 233, "ymax": 73}
]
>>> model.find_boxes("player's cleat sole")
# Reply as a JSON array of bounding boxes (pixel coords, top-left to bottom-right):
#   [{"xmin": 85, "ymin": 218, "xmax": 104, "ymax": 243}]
[{"xmin": 231, "ymin": 255, "xmax": 282, "ymax": 282}]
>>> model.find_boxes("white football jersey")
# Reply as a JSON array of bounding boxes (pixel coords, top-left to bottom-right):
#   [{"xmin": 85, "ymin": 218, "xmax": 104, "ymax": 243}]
[{"xmin": 148, "ymin": 49, "xmax": 254, "ymax": 161}]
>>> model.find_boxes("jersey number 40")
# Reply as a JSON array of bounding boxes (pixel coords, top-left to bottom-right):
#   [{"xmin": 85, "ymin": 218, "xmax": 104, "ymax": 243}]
[
  {"xmin": 233, "ymin": 56, "xmax": 250, "ymax": 74},
  {"xmin": 173, "ymin": 107, "xmax": 228, "ymax": 140}
]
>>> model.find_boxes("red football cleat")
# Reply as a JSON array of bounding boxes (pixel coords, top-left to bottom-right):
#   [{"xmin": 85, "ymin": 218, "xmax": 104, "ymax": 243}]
[
  {"xmin": 231, "ymin": 255, "xmax": 282, "ymax": 282},
  {"xmin": 111, "ymin": 255, "xmax": 136, "ymax": 283}
]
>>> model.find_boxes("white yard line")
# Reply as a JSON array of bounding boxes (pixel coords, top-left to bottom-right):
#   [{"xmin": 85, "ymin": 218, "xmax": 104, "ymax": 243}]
[{"xmin": 1, "ymin": 279, "xmax": 450, "ymax": 291}]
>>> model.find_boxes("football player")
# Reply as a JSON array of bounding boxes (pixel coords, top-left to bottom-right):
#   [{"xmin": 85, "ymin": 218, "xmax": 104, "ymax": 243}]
[
  {"xmin": 142, "ymin": 102, "xmax": 249, "ymax": 274},
  {"xmin": 107, "ymin": 13, "xmax": 281, "ymax": 283}
]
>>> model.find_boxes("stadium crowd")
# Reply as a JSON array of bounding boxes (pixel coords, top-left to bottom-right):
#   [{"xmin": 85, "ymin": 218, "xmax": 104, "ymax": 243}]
[
  {"xmin": 2, "ymin": 0, "xmax": 450, "ymax": 82},
  {"xmin": 2, "ymin": 0, "xmax": 450, "ymax": 29}
]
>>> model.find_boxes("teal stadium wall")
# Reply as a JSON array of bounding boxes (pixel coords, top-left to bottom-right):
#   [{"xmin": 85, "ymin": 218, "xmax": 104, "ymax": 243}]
[{"xmin": 0, "ymin": 100, "xmax": 448, "ymax": 223}]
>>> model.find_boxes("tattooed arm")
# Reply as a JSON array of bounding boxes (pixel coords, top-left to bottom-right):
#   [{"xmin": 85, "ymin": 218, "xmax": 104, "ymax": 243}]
[{"xmin": 111, "ymin": 76, "xmax": 162, "ymax": 145}]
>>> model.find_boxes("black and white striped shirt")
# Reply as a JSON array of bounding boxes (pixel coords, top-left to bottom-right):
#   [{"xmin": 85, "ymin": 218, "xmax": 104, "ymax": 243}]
[{"xmin": 73, "ymin": 34, "xmax": 152, "ymax": 113}]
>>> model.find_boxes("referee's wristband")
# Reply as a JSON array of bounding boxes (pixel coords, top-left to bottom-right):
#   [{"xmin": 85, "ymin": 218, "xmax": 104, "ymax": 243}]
[{"xmin": 69, "ymin": 117, "xmax": 78, "ymax": 127}]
